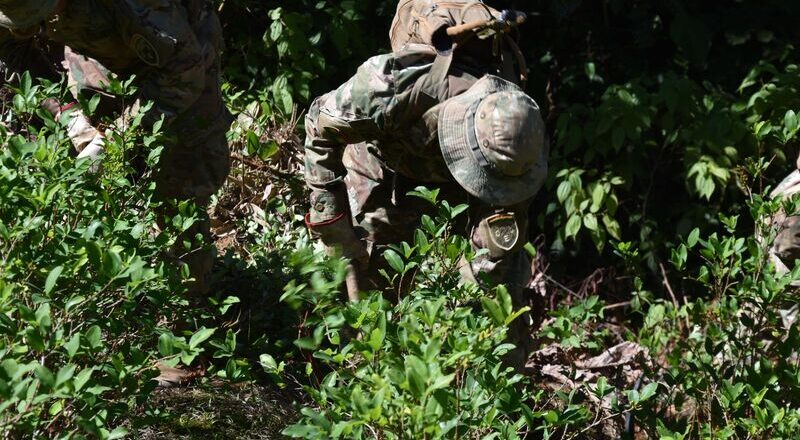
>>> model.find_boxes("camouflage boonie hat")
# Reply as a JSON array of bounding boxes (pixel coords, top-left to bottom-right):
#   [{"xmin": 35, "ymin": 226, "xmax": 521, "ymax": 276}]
[
  {"xmin": 0, "ymin": 0, "xmax": 58, "ymax": 29},
  {"xmin": 438, "ymin": 75, "xmax": 547, "ymax": 206}
]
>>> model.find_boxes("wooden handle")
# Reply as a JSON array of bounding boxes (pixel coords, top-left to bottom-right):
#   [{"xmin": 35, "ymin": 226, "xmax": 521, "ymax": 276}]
[
  {"xmin": 445, "ymin": 12, "xmax": 527, "ymax": 38},
  {"xmin": 446, "ymin": 19, "xmax": 491, "ymax": 38}
]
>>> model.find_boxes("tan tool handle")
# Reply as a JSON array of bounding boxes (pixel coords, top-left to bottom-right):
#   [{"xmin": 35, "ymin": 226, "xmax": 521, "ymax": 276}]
[{"xmin": 445, "ymin": 12, "xmax": 527, "ymax": 38}]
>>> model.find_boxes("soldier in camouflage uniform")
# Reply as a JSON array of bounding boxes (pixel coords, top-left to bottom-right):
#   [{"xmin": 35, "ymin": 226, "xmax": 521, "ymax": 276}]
[
  {"xmin": 304, "ymin": 45, "xmax": 548, "ymax": 368},
  {"xmin": 0, "ymin": 0, "xmax": 232, "ymax": 295}
]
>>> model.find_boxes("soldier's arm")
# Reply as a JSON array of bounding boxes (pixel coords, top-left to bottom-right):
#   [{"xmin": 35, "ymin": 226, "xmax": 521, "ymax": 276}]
[
  {"xmin": 463, "ymin": 200, "xmax": 532, "ymax": 292},
  {"xmin": 304, "ymin": 55, "xmax": 394, "ymax": 223}
]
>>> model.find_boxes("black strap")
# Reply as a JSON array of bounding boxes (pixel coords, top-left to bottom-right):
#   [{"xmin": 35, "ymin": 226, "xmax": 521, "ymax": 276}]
[{"xmin": 408, "ymin": 46, "xmax": 454, "ymax": 111}]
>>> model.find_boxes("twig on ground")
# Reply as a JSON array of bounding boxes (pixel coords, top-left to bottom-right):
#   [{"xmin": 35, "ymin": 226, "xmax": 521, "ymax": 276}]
[{"xmin": 659, "ymin": 262, "xmax": 680, "ymax": 309}]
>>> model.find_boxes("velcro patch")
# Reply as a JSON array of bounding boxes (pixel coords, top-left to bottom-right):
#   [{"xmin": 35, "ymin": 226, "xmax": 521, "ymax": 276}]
[
  {"xmin": 485, "ymin": 212, "xmax": 519, "ymax": 253},
  {"xmin": 131, "ymin": 34, "xmax": 161, "ymax": 66}
]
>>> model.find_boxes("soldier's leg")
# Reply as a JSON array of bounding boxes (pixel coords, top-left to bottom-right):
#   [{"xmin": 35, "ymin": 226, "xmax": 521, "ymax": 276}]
[
  {"xmin": 772, "ymin": 216, "xmax": 800, "ymax": 272},
  {"xmin": 343, "ymin": 143, "xmax": 428, "ymax": 292},
  {"xmin": 465, "ymin": 202, "xmax": 535, "ymax": 371},
  {"xmin": 154, "ymin": 129, "xmax": 229, "ymax": 296},
  {"xmin": 154, "ymin": 70, "xmax": 232, "ymax": 297}
]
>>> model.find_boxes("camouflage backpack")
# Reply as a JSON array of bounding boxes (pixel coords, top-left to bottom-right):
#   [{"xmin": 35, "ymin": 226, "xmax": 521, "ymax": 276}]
[{"xmin": 389, "ymin": 0, "xmax": 527, "ymax": 84}]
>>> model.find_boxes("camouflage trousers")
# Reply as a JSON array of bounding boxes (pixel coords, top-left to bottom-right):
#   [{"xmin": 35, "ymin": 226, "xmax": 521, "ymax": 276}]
[
  {"xmin": 343, "ymin": 142, "xmax": 534, "ymax": 369},
  {"xmin": 66, "ymin": 50, "xmax": 232, "ymax": 296},
  {"xmin": 768, "ymin": 170, "xmax": 800, "ymax": 276}
]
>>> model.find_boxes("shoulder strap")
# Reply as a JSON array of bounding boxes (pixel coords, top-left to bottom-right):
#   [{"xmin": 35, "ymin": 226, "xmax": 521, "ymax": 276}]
[{"xmin": 408, "ymin": 49, "xmax": 454, "ymax": 110}]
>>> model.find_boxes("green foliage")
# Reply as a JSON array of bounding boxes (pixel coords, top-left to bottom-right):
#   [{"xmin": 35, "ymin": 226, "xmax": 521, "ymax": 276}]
[
  {"xmin": 5, "ymin": 1, "xmax": 800, "ymax": 437},
  {"xmin": 0, "ymin": 74, "xmax": 216, "ymax": 437},
  {"xmin": 516, "ymin": 0, "xmax": 800, "ymax": 279},
  {"xmin": 633, "ymin": 191, "xmax": 800, "ymax": 437},
  {"xmin": 281, "ymin": 192, "xmax": 532, "ymax": 439},
  {"xmin": 220, "ymin": 0, "xmax": 390, "ymax": 113}
]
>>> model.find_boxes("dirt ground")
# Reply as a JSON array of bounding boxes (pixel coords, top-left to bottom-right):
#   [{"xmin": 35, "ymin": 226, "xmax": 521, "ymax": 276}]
[{"xmin": 135, "ymin": 381, "xmax": 297, "ymax": 440}]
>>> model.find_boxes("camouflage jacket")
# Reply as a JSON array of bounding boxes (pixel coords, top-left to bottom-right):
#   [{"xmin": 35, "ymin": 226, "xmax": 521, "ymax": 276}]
[
  {"xmin": 0, "ymin": 29, "xmax": 62, "ymax": 81},
  {"xmin": 42, "ymin": 0, "xmax": 223, "ymax": 123},
  {"xmin": 305, "ymin": 47, "xmax": 482, "ymax": 223}
]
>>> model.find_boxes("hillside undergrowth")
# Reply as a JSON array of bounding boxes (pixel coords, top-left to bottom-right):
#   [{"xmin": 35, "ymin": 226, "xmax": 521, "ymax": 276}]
[{"xmin": 4, "ymin": 0, "xmax": 800, "ymax": 437}]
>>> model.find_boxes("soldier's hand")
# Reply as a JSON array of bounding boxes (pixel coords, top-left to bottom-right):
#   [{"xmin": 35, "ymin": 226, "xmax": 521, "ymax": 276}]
[
  {"xmin": 76, "ymin": 134, "xmax": 105, "ymax": 173},
  {"xmin": 41, "ymin": 98, "xmax": 106, "ymax": 172}
]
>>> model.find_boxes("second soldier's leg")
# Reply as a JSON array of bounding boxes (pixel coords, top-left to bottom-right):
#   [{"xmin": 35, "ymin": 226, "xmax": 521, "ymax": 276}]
[
  {"xmin": 154, "ymin": 124, "xmax": 231, "ymax": 297},
  {"xmin": 342, "ymin": 143, "xmax": 425, "ymax": 292}
]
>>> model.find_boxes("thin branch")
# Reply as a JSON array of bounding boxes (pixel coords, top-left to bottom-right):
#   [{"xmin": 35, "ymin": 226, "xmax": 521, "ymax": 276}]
[{"xmin": 659, "ymin": 262, "xmax": 680, "ymax": 309}]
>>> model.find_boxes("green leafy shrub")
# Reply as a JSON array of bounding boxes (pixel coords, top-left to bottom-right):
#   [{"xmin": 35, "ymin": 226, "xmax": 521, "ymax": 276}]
[
  {"xmin": 645, "ymin": 191, "xmax": 800, "ymax": 438},
  {"xmin": 220, "ymin": 0, "xmax": 391, "ymax": 115},
  {"xmin": 280, "ymin": 191, "xmax": 533, "ymax": 439},
  {"xmin": 0, "ymin": 74, "xmax": 216, "ymax": 438}
]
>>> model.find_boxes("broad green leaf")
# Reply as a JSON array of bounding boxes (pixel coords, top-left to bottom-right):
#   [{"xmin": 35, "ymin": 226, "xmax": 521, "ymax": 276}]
[
  {"xmin": 383, "ymin": 249, "xmax": 405, "ymax": 273},
  {"xmin": 497, "ymin": 286, "xmax": 513, "ymax": 316},
  {"xmin": 44, "ymin": 266, "xmax": 63, "ymax": 294},
  {"xmin": 102, "ymin": 248, "xmax": 123, "ymax": 277},
  {"xmin": 591, "ymin": 184, "xmax": 605, "ymax": 212},
  {"xmin": 55, "ymin": 364, "xmax": 76, "ymax": 389},
  {"xmin": 556, "ymin": 181, "xmax": 572, "ymax": 203},
  {"xmin": 85, "ymin": 241, "xmax": 103, "ymax": 270},
  {"xmin": 367, "ymin": 314, "xmax": 386, "ymax": 352},
  {"xmin": 64, "ymin": 334, "xmax": 80, "ymax": 359},
  {"xmin": 583, "ymin": 213, "xmax": 599, "ymax": 231},
  {"xmin": 450, "ymin": 203, "xmax": 469, "ymax": 219},
  {"xmin": 259, "ymin": 354, "xmax": 278, "ymax": 371},
  {"xmin": 35, "ymin": 365, "xmax": 55, "ymax": 390},
  {"xmin": 259, "ymin": 139, "xmax": 280, "ymax": 161},
  {"xmin": 524, "ymin": 242, "xmax": 537, "ymax": 257},
  {"xmin": 405, "ymin": 355, "xmax": 427, "ymax": 398},
  {"xmin": 602, "ymin": 215, "xmax": 622, "ymax": 240},
  {"xmin": 108, "ymin": 427, "xmax": 129, "ymax": 440},
  {"xmin": 481, "ymin": 297, "xmax": 505, "ymax": 325},
  {"xmin": 35, "ymin": 303, "xmax": 51, "ymax": 329},
  {"xmin": 85, "ymin": 325, "xmax": 103, "ymax": 350},
  {"xmin": 429, "ymin": 373, "xmax": 455, "ymax": 392},
  {"xmin": 687, "ymin": 228, "xmax": 700, "ymax": 247},
  {"xmin": 638, "ymin": 382, "xmax": 658, "ymax": 401},
  {"xmin": 158, "ymin": 333, "xmax": 175, "ymax": 356},
  {"xmin": 565, "ymin": 214, "xmax": 582, "ymax": 239},
  {"xmin": 189, "ymin": 327, "xmax": 216, "ymax": 349}
]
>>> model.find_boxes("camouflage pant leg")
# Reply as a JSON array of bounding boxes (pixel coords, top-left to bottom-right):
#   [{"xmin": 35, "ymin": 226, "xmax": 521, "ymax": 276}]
[
  {"xmin": 343, "ymin": 143, "xmax": 534, "ymax": 368},
  {"xmin": 768, "ymin": 170, "xmax": 800, "ymax": 274},
  {"xmin": 342, "ymin": 142, "xmax": 426, "ymax": 248},
  {"xmin": 153, "ymin": 68, "xmax": 232, "ymax": 297},
  {"xmin": 342, "ymin": 143, "xmax": 423, "ymax": 291},
  {"xmin": 153, "ymin": 128, "xmax": 229, "ymax": 296},
  {"xmin": 773, "ymin": 217, "xmax": 800, "ymax": 272},
  {"xmin": 64, "ymin": 47, "xmax": 231, "ymax": 296}
]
